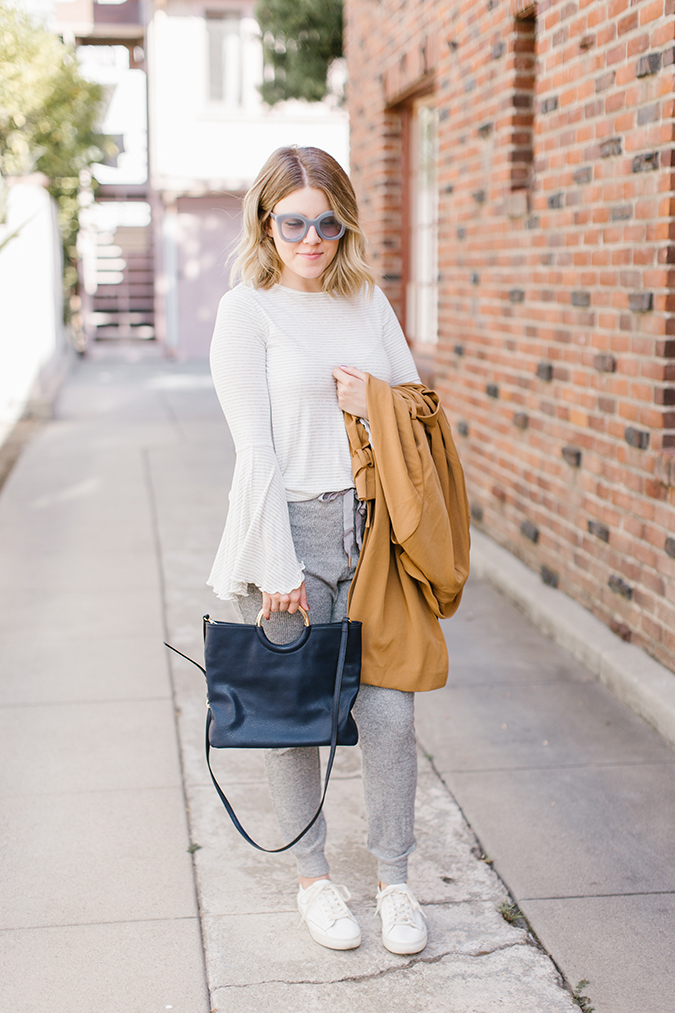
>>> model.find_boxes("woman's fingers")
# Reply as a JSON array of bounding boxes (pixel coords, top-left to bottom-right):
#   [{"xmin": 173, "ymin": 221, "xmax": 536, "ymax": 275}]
[
  {"xmin": 262, "ymin": 582, "xmax": 308, "ymax": 620},
  {"xmin": 332, "ymin": 365, "xmax": 366, "ymax": 385},
  {"xmin": 339, "ymin": 365, "xmax": 367, "ymax": 381},
  {"xmin": 262, "ymin": 591, "xmax": 289, "ymax": 618},
  {"xmin": 261, "ymin": 591, "xmax": 272, "ymax": 621},
  {"xmin": 286, "ymin": 582, "xmax": 308, "ymax": 615},
  {"xmin": 332, "ymin": 366, "xmax": 368, "ymax": 419}
]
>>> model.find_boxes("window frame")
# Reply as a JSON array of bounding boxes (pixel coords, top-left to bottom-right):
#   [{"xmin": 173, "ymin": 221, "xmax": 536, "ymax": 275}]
[
  {"xmin": 403, "ymin": 94, "xmax": 440, "ymax": 349},
  {"xmin": 205, "ymin": 8, "xmax": 244, "ymax": 108}
]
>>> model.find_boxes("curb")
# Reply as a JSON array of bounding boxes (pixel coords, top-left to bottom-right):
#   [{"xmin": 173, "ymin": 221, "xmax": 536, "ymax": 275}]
[{"xmin": 469, "ymin": 527, "xmax": 675, "ymax": 750}]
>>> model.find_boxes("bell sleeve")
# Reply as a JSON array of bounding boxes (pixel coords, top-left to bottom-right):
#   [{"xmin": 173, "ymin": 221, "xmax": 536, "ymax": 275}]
[{"xmin": 207, "ymin": 290, "xmax": 305, "ymax": 600}]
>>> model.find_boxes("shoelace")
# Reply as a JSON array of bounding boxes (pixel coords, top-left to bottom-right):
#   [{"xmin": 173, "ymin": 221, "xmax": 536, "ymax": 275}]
[
  {"xmin": 375, "ymin": 884, "xmax": 427, "ymax": 927},
  {"xmin": 299, "ymin": 882, "xmax": 352, "ymax": 925}
]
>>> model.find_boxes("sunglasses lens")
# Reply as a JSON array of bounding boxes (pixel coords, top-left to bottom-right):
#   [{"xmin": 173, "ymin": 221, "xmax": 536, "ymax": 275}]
[
  {"xmin": 276, "ymin": 214, "xmax": 344, "ymax": 241},
  {"xmin": 318, "ymin": 215, "xmax": 342, "ymax": 239},
  {"xmin": 280, "ymin": 217, "xmax": 307, "ymax": 242}
]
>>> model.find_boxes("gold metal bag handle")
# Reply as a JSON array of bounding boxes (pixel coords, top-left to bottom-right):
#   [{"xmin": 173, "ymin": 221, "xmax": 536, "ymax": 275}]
[{"xmin": 255, "ymin": 605, "xmax": 310, "ymax": 627}]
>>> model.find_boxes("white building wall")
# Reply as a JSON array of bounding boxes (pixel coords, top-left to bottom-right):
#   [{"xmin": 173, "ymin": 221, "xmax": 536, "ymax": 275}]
[
  {"xmin": 0, "ymin": 180, "xmax": 67, "ymax": 436},
  {"xmin": 147, "ymin": 0, "xmax": 349, "ymax": 193}
]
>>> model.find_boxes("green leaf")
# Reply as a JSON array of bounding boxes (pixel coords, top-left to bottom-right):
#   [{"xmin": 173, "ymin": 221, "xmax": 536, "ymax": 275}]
[
  {"xmin": 0, "ymin": 5, "xmax": 105, "ymax": 318},
  {"xmin": 255, "ymin": 0, "xmax": 343, "ymax": 105}
]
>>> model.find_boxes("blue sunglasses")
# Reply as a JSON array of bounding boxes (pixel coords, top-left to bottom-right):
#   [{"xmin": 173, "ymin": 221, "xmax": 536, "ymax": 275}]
[{"xmin": 269, "ymin": 211, "xmax": 346, "ymax": 243}]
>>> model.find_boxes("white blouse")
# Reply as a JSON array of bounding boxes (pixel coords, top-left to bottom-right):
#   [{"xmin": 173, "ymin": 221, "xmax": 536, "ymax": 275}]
[{"xmin": 207, "ymin": 282, "xmax": 420, "ymax": 599}]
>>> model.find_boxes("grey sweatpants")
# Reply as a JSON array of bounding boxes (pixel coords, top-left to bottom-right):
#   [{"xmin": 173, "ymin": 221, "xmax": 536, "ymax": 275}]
[{"xmin": 233, "ymin": 493, "xmax": 418, "ymax": 884}]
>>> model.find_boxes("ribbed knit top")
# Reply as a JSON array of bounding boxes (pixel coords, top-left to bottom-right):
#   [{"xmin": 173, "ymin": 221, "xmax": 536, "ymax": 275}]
[{"xmin": 207, "ymin": 282, "xmax": 420, "ymax": 599}]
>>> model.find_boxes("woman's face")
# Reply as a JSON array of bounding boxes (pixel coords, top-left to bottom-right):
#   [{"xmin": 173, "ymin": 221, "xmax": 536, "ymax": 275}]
[{"xmin": 267, "ymin": 187, "xmax": 340, "ymax": 292}]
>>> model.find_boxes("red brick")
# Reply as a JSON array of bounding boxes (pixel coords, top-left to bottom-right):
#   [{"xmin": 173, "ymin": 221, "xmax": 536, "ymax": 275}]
[
  {"xmin": 640, "ymin": 0, "xmax": 664, "ymax": 25},
  {"xmin": 628, "ymin": 34, "xmax": 651, "ymax": 58},
  {"xmin": 347, "ymin": 0, "xmax": 675, "ymax": 673},
  {"xmin": 618, "ymin": 12, "xmax": 638, "ymax": 32},
  {"xmin": 650, "ymin": 20, "xmax": 675, "ymax": 44}
]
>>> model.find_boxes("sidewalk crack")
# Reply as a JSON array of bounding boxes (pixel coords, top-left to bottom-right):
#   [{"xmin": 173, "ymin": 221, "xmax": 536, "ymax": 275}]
[{"xmin": 212, "ymin": 939, "xmax": 531, "ymax": 990}]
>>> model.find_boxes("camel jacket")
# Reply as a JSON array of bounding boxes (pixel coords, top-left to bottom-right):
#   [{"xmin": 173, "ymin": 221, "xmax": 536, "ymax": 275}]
[{"xmin": 345, "ymin": 376, "xmax": 471, "ymax": 692}]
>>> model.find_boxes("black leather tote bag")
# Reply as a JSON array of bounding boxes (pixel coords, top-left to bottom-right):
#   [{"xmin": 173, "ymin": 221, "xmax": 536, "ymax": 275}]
[{"xmin": 165, "ymin": 608, "xmax": 361, "ymax": 852}]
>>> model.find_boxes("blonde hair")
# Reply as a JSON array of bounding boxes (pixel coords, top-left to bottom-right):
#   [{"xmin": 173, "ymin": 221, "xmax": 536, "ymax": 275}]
[{"xmin": 230, "ymin": 146, "xmax": 375, "ymax": 298}]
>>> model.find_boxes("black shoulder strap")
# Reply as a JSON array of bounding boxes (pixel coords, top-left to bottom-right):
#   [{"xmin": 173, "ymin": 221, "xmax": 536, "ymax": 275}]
[{"xmin": 166, "ymin": 618, "xmax": 351, "ymax": 852}]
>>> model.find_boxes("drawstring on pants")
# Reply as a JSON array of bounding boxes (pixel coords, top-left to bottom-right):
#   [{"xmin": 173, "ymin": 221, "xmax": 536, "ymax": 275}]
[{"xmin": 317, "ymin": 489, "xmax": 366, "ymax": 568}]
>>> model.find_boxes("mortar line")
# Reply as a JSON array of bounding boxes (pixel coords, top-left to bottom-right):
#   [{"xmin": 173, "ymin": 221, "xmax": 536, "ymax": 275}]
[
  {"xmin": 437, "ymin": 759, "xmax": 675, "ymax": 774},
  {"xmin": 0, "ymin": 914, "xmax": 202, "ymax": 933},
  {"xmin": 202, "ymin": 898, "xmax": 512, "ymax": 919},
  {"xmin": 443, "ymin": 678, "xmax": 602, "ymax": 688},
  {"xmin": 0, "ymin": 695, "xmax": 171, "ymax": 709},
  {"xmin": 519, "ymin": 890, "xmax": 675, "ymax": 902},
  {"xmin": 141, "ymin": 445, "xmax": 211, "ymax": 1009}
]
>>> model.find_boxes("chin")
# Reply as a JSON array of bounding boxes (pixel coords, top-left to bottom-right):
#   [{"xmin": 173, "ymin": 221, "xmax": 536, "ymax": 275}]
[{"xmin": 296, "ymin": 266, "xmax": 325, "ymax": 278}]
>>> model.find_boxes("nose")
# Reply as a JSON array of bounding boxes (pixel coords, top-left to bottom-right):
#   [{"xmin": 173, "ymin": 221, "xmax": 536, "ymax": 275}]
[{"xmin": 304, "ymin": 225, "xmax": 321, "ymax": 245}]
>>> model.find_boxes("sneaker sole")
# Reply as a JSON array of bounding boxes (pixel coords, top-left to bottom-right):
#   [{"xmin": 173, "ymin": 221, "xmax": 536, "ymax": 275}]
[
  {"xmin": 381, "ymin": 932, "xmax": 428, "ymax": 955},
  {"xmin": 306, "ymin": 924, "xmax": 362, "ymax": 950}
]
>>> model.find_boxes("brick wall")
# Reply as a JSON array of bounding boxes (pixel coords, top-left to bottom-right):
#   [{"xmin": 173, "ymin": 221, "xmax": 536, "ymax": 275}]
[{"xmin": 345, "ymin": 0, "xmax": 675, "ymax": 671}]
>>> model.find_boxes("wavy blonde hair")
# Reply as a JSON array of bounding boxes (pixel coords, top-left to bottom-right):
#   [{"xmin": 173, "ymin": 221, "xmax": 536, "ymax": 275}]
[{"xmin": 230, "ymin": 146, "xmax": 375, "ymax": 298}]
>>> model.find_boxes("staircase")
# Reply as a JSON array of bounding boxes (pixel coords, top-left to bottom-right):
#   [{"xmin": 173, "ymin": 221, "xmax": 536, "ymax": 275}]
[{"xmin": 90, "ymin": 221, "xmax": 155, "ymax": 341}]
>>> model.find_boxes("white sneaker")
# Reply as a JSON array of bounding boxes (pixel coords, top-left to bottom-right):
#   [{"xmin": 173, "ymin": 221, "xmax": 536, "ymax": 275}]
[
  {"xmin": 376, "ymin": 883, "xmax": 428, "ymax": 954},
  {"xmin": 297, "ymin": 880, "xmax": 362, "ymax": 950}
]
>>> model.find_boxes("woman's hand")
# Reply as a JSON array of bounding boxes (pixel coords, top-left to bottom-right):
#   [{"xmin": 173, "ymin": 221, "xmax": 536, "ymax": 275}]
[
  {"xmin": 262, "ymin": 581, "xmax": 309, "ymax": 621},
  {"xmin": 332, "ymin": 365, "xmax": 368, "ymax": 420}
]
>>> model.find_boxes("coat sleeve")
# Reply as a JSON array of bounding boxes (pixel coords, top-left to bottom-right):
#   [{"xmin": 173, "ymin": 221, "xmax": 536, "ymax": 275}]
[{"xmin": 365, "ymin": 377, "xmax": 470, "ymax": 617}]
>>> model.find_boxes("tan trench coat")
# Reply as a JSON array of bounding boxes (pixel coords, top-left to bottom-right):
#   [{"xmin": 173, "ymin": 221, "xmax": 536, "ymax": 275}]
[{"xmin": 345, "ymin": 376, "xmax": 471, "ymax": 692}]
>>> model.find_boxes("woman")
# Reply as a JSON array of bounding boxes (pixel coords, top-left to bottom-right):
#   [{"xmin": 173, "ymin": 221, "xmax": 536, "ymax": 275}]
[{"xmin": 208, "ymin": 145, "xmax": 427, "ymax": 955}]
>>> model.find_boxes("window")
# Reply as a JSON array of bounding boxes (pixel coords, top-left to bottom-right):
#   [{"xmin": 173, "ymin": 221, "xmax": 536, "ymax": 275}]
[
  {"xmin": 511, "ymin": 8, "xmax": 536, "ymax": 191},
  {"xmin": 406, "ymin": 99, "xmax": 439, "ymax": 346},
  {"xmin": 206, "ymin": 11, "xmax": 243, "ymax": 106}
]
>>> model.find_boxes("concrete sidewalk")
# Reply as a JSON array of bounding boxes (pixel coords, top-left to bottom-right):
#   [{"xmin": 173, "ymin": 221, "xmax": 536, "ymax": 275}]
[
  {"xmin": 1, "ymin": 350, "xmax": 671, "ymax": 1012},
  {"xmin": 0, "ymin": 349, "xmax": 210, "ymax": 1013}
]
